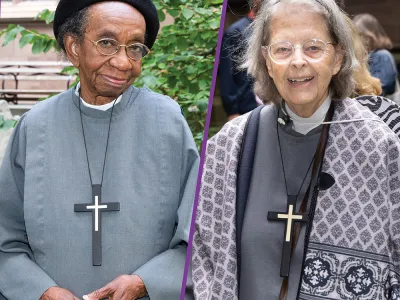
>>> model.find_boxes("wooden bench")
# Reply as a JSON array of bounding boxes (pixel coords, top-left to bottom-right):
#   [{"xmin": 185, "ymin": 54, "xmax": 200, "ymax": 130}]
[{"xmin": 0, "ymin": 61, "xmax": 76, "ymax": 104}]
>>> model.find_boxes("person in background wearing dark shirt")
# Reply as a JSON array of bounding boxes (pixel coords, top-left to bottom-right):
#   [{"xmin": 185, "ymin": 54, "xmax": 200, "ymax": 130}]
[{"xmin": 219, "ymin": 0, "xmax": 261, "ymax": 120}]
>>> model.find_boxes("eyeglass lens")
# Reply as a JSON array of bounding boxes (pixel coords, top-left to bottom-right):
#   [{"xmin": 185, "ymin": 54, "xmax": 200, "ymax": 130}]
[
  {"xmin": 96, "ymin": 39, "xmax": 149, "ymax": 60},
  {"xmin": 269, "ymin": 39, "xmax": 328, "ymax": 62}
]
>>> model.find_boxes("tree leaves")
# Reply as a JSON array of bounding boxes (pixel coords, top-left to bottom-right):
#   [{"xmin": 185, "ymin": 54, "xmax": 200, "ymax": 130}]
[
  {"xmin": 32, "ymin": 38, "xmax": 46, "ymax": 54},
  {"xmin": 205, "ymin": 0, "xmax": 224, "ymax": 5},
  {"xmin": 0, "ymin": 116, "xmax": 16, "ymax": 131},
  {"xmin": 0, "ymin": 25, "xmax": 58, "ymax": 53},
  {"xmin": 18, "ymin": 33, "xmax": 35, "ymax": 48},
  {"xmin": 0, "ymin": 9, "xmax": 58, "ymax": 53},
  {"xmin": 43, "ymin": 40, "xmax": 56, "ymax": 53},
  {"xmin": 2, "ymin": 25, "xmax": 24, "ymax": 47},
  {"xmin": 132, "ymin": 1, "xmax": 221, "ymax": 148},
  {"xmin": 182, "ymin": 8, "xmax": 194, "ymax": 19},
  {"xmin": 208, "ymin": 19, "xmax": 220, "ymax": 30},
  {"xmin": 141, "ymin": 75, "xmax": 158, "ymax": 88},
  {"xmin": 141, "ymin": 6, "xmax": 217, "ymax": 146},
  {"xmin": 176, "ymin": 37, "xmax": 188, "ymax": 51},
  {"xmin": 35, "ymin": 9, "xmax": 55, "ymax": 24},
  {"xmin": 167, "ymin": 9, "xmax": 180, "ymax": 18},
  {"xmin": 157, "ymin": 10, "xmax": 166, "ymax": 22},
  {"xmin": 61, "ymin": 66, "xmax": 79, "ymax": 75},
  {"xmin": 45, "ymin": 11, "xmax": 56, "ymax": 24}
]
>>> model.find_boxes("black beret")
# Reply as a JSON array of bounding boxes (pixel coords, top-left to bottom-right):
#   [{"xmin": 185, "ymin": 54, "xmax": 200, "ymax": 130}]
[{"xmin": 53, "ymin": 0, "xmax": 159, "ymax": 49}]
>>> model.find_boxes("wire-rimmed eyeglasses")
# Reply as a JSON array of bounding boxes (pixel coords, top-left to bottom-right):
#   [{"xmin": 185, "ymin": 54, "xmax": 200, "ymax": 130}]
[
  {"xmin": 89, "ymin": 38, "xmax": 150, "ymax": 61},
  {"xmin": 262, "ymin": 38, "xmax": 334, "ymax": 64}
]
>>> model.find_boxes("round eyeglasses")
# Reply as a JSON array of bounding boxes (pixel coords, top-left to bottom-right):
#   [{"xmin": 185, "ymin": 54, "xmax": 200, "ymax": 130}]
[
  {"xmin": 89, "ymin": 38, "xmax": 150, "ymax": 61},
  {"xmin": 262, "ymin": 39, "xmax": 334, "ymax": 64}
]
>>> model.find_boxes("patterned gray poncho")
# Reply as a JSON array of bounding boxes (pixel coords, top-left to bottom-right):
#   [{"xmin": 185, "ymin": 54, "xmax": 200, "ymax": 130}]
[{"xmin": 192, "ymin": 97, "xmax": 400, "ymax": 300}]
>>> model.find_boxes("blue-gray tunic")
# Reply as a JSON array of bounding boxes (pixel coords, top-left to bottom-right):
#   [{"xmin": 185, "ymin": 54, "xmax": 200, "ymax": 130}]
[
  {"xmin": 0, "ymin": 86, "xmax": 199, "ymax": 299},
  {"xmin": 240, "ymin": 106, "xmax": 320, "ymax": 299}
]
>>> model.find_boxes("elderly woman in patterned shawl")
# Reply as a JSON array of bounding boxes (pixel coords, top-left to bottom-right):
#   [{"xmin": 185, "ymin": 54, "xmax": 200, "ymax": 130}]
[{"xmin": 191, "ymin": 0, "xmax": 400, "ymax": 299}]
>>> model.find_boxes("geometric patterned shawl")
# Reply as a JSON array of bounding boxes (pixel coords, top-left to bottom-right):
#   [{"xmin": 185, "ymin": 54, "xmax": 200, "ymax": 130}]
[{"xmin": 192, "ymin": 96, "xmax": 400, "ymax": 300}]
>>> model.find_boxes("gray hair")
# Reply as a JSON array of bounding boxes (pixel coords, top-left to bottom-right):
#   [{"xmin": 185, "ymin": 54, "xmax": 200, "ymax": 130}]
[
  {"xmin": 241, "ymin": 0, "xmax": 358, "ymax": 105},
  {"xmin": 56, "ymin": 7, "xmax": 91, "ymax": 54}
]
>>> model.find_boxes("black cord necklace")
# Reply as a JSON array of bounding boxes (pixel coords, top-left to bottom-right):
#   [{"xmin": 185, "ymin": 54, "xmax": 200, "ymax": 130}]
[
  {"xmin": 276, "ymin": 116, "xmax": 316, "ymax": 199},
  {"xmin": 78, "ymin": 92, "xmax": 116, "ymax": 186},
  {"xmin": 74, "ymin": 91, "xmax": 120, "ymax": 266},
  {"xmin": 266, "ymin": 106, "xmax": 318, "ymax": 278}
]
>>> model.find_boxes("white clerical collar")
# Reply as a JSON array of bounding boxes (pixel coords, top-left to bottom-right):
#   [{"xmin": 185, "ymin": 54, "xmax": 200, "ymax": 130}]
[
  {"xmin": 75, "ymin": 82, "xmax": 122, "ymax": 111},
  {"xmin": 284, "ymin": 94, "xmax": 332, "ymax": 135}
]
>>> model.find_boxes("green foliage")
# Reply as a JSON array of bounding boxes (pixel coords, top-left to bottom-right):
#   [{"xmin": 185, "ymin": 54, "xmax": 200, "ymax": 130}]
[
  {"xmin": 136, "ymin": 1, "xmax": 223, "ymax": 148},
  {"xmin": 0, "ymin": 1, "xmax": 223, "ymax": 149},
  {"xmin": 35, "ymin": 9, "xmax": 56, "ymax": 25},
  {"xmin": 0, "ymin": 116, "xmax": 16, "ymax": 131},
  {"xmin": 0, "ymin": 23, "xmax": 57, "ymax": 53}
]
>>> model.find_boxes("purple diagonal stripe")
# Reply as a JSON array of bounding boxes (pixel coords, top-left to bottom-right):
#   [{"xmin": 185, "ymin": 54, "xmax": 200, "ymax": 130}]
[{"xmin": 179, "ymin": 0, "xmax": 228, "ymax": 299}]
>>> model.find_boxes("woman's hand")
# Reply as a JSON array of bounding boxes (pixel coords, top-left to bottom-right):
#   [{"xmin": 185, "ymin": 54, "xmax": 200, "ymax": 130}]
[
  {"xmin": 84, "ymin": 274, "xmax": 147, "ymax": 300},
  {"xmin": 40, "ymin": 286, "xmax": 80, "ymax": 300}
]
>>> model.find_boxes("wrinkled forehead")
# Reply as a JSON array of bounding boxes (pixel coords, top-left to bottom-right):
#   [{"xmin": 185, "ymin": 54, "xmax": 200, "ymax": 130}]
[
  {"xmin": 272, "ymin": 0, "xmax": 327, "ymax": 13},
  {"xmin": 84, "ymin": 2, "xmax": 146, "ymax": 39},
  {"xmin": 272, "ymin": 1, "xmax": 325, "ymax": 17},
  {"xmin": 265, "ymin": 2, "xmax": 330, "ymax": 43}
]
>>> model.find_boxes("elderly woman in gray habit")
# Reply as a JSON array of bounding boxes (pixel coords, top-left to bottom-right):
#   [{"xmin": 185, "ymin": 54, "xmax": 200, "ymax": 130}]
[
  {"xmin": 0, "ymin": 0, "xmax": 199, "ymax": 299},
  {"xmin": 192, "ymin": 0, "xmax": 400, "ymax": 299}
]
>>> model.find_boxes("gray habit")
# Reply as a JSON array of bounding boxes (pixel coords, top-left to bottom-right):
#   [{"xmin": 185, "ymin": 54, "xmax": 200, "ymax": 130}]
[
  {"xmin": 240, "ymin": 105, "xmax": 321, "ymax": 299},
  {"xmin": 0, "ymin": 86, "xmax": 199, "ymax": 299}
]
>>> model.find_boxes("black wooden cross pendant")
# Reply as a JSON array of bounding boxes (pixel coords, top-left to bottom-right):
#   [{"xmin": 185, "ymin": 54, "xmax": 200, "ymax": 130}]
[
  {"xmin": 74, "ymin": 185, "xmax": 120, "ymax": 266},
  {"xmin": 267, "ymin": 195, "xmax": 308, "ymax": 278}
]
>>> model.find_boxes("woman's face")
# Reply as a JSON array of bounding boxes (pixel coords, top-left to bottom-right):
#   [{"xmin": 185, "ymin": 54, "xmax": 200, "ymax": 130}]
[
  {"xmin": 69, "ymin": 2, "xmax": 146, "ymax": 103},
  {"xmin": 264, "ymin": 4, "xmax": 343, "ymax": 117}
]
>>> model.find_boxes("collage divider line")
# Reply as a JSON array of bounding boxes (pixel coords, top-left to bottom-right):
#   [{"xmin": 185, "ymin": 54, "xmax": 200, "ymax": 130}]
[{"xmin": 179, "ymin": 0, "xmax": 228, "ymax": 298}]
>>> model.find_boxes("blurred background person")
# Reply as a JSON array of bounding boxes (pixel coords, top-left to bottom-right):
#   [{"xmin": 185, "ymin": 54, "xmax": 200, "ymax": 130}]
[
  {"xmin": 346, "ymin": 15, "xmax": 382, "ymax": 97},
  {"xmin": 353, "ymin": 13, "xmax": 399, "ymax": 98}
]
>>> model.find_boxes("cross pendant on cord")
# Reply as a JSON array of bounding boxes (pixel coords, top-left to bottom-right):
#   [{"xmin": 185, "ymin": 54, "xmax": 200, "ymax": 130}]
[
  {"xmin": 74, "ymin": 185, "xmax": 120, "ymax": 266},
  {"xmin": 267, "ymin": 195, "xmax": 308, "ymax": 278}
]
